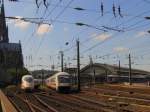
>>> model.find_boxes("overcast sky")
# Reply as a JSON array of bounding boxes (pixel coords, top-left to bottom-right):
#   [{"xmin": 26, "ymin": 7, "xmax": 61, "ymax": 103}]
[{"xmin": 3, "ymin": 0, "xmax": 150, "ymax": 71}]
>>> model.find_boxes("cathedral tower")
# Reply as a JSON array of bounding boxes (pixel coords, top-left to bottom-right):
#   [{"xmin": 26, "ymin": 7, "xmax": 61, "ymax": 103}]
[{"xmin": 0, "ymin": 0, "xmax": 9, "ymax": 43}]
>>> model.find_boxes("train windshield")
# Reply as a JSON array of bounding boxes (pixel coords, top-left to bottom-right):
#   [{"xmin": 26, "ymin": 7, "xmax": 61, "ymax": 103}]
[
  {"xmin": 24, "ymin": 77, "xmax": 33, "ymax": 82},
  {"xmin": 58, "ymin": 75, "xmax": 70, "ymax": 83}
]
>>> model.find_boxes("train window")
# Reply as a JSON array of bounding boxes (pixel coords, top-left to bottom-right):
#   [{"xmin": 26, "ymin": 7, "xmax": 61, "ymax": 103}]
[
  {"xmin": 58, "ymin": 75, "xmax": 70, "ymax": 83},
  {"xmin": 24, "ymin": 77, "xmax": 33, "ymax": 82}
]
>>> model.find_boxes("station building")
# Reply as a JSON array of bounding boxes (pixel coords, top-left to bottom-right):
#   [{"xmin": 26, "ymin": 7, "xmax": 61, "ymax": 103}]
[
  {"xmin": 64, "ymin": 63, "xmax": 150, "ymax": 85},
  {"xmin": 80, "ymin": 63, "xmax": 150, "ymax": 84}
]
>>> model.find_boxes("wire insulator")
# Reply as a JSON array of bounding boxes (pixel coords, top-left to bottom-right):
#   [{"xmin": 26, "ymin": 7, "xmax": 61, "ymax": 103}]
[
  {"xmin": 113, "ymin": 4, "xmax": 116, "ymax": 17},
  {"xmin": 43, "ymin": 0, "xmax": 48, "ymax": 8},
  {"xmin": 118, "ymin": 5, "xmax": 123, "ymax": 18},
  {"xmin": 35, "ymin": 0, "xmax": 39, "ymax": 8},
  {"xmin": 101, "ymin": 2, "xmax": 104, "ymax": 16}
]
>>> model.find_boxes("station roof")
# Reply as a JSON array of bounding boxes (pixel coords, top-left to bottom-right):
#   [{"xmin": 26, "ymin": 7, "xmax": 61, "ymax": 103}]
[{"xmin": 80, "ymin": 63, "xmax": 150, "ymax": 76}]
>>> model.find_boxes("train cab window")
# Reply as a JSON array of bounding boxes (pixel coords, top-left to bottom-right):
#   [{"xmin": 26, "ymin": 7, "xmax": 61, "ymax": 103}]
[
  {"xmin": 58, "ymin": 75, "xmax": 70, "ymax": 83},
  {"xmin": 24, "ymin": 77, "xmax": 33, "ymax": 82}
]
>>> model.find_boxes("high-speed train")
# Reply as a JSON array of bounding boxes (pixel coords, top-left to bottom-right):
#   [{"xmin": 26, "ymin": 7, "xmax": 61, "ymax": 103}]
[
  {"xmin": 21, "ymin": 75, "xmax": 34, "ymax": 91},
  {"xmin": 45, "ymin": 72, "xmax": 71, "ymax": 92}
]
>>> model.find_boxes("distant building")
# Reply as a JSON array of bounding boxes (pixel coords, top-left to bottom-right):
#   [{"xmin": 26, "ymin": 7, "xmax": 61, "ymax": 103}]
[
  {"xmin": 80, "ymin": 63, "xmax": 150, "ymax": 84},
  {"xmin": 64, "ymin": 67, "xmax": 77, "ymax": 76},
  {"xmin": 31, "ymin": 70, "xmax": 58, "ymax": 79},
  {"xmin": 0, "ymin": 2, "xmax": 23, "ymax": 84}
]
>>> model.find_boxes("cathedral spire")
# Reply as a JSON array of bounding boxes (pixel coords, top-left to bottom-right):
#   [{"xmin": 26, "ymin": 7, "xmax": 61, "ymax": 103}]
[{"xmin": 0, "ymin": 0, "xmax": 9, "ymax": 43}]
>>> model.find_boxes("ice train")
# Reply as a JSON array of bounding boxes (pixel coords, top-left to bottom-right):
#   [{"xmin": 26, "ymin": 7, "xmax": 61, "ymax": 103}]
[{"xmin": 21, "ymin": 75, "xmax": 34, "ymax": 91}]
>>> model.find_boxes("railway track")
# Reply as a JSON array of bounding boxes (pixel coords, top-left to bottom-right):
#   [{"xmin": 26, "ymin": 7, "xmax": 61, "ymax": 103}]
[
  {"xmin": 84, "ymin": 88, "xmax": 150, "ymax": 102},
  {"xmin": 35, "ymin": 94, "xmax": 83, "ymax": 112},
  {"xmin": 36, "ymin": 90, "xmax": 115, "ymax": 112},
  {"xmin": 93, "ymin": 86, "xmax": 150, "ymax": 97},
  {"xmin": 94, "ymin": 84, "xmax": 150, "ymax": 94},
  {"xmin": 6, "ymin": 90, "xmax": 58, "ymax": 112},
  {"xmin": 84, "ymin": 87, "xmax": 150, "ymax": 104},
  {"xmin": 22, "ymin": 93, "xmax": 58, "ymax": 112},
  {"xmin": 7, "ymin": 92, "xmax": 36, "ymax": 112},
  {"xmin": 5, "ymin": 85, "xmax": 150, "ymax": 112},
  {"xmin": 81, "ymin": 87, "xmax": 150, "ymax": 112}
]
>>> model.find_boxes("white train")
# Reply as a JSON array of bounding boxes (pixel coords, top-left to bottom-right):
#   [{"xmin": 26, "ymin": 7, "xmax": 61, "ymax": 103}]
[
  {"xmin": 21, "ymin": 75, "xmax": 34, "ymax": 91},
  {"xmin": 45, "ymin": 72, "xmax": 71, "ymax": 92}
]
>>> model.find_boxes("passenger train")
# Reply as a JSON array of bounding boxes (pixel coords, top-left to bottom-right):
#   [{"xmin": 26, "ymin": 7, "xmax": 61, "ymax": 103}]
[
  {"xmin": 45, "ymin": 72, "xmax": 71, "ymax": 92},
  {"xmin": 21, "ymin": 75, "xmax": 34, "ymax": 91}
]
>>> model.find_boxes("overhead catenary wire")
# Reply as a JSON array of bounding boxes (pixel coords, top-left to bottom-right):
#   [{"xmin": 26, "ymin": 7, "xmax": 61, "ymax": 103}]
[
  {"xmin": 8, "ymin": 0, "xmax": 150, "ymax": 70},
  {"xmin": 79, "ymin": 8, "xmax": 150, "ymax": 55},
  {"xmin": 52, "ymin": 14, "xmax": 148, "ymax": 62},
  {"xmin": 81, "ymin": 24, "xmax": 149, "ymax": 60},
  {"xmin": 22, "ymin": 0, "xmax": 64, "ymax": 61},
  {"xmin": 110, "ymin": 22, "xmax": 150, "ymax": 53},
  {"xmin": 36, "ymin": 17, "xmax": 149, "ymax": 69},
  {"xmin": 114, "ymin": 9, "xmax": 150, "ymax": 28},
  {"xmin": 57, "ymin": 0, "xmax": 150, "ymax": 56},
  {"xmin": 32, "ymin": 0, "xmax": 75, "ymax": 64},
  {"xmin": 44, "ymin": 0, "xmax": 62, "ymax": 19}
]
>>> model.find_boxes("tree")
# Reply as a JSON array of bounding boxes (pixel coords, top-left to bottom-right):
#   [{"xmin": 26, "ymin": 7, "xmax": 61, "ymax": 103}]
[{"xmin": 7, "ymin": 67, "xmax": 29, "ymax": 84}]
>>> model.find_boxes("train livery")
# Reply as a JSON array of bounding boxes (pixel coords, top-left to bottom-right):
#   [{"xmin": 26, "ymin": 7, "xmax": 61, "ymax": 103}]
[
  {"xmin": 21, "ymin": 75, "xmax": 34, "ymax": 91},
  {"xmin": 45, "ymin": 72, "xmax": 71, "ymax": 92}
]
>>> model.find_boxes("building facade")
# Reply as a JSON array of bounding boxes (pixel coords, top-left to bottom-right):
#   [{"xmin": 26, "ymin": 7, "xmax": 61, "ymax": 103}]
[{"xmin": 0, "ymin": 2, "xmax": 23, "ymax": 85}]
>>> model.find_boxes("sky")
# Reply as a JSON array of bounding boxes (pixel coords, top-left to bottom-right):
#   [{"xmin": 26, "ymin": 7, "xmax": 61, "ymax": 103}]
[{"xmin": 3, "ymin": 0, "xmax": 150, "ymax": 71}]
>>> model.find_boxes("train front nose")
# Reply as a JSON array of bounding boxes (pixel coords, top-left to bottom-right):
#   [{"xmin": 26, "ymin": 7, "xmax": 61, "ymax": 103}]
[
  {"xmin": 57, "ymin": 76, "xmax": 71, "ymax": 92},
  {"xmin": 24, "ymin": 81, "xmax": 34, "ymax": 89}
]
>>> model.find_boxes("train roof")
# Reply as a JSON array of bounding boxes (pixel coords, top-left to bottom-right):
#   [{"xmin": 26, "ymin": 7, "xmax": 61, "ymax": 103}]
[
  {"xmin": 81, "ymin": 63, "xmax": 150, "ymax": 75},
  {"xmin": 47, "ymin": 72, "xmax": 70, "ymax": 79},
  {"xmin": 55, "ymin": 72, "xmax": 70, "ymax": 76},
  {"xmin": 22, "ymin": 75, "xmax": 33, "ymax": 79}
]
